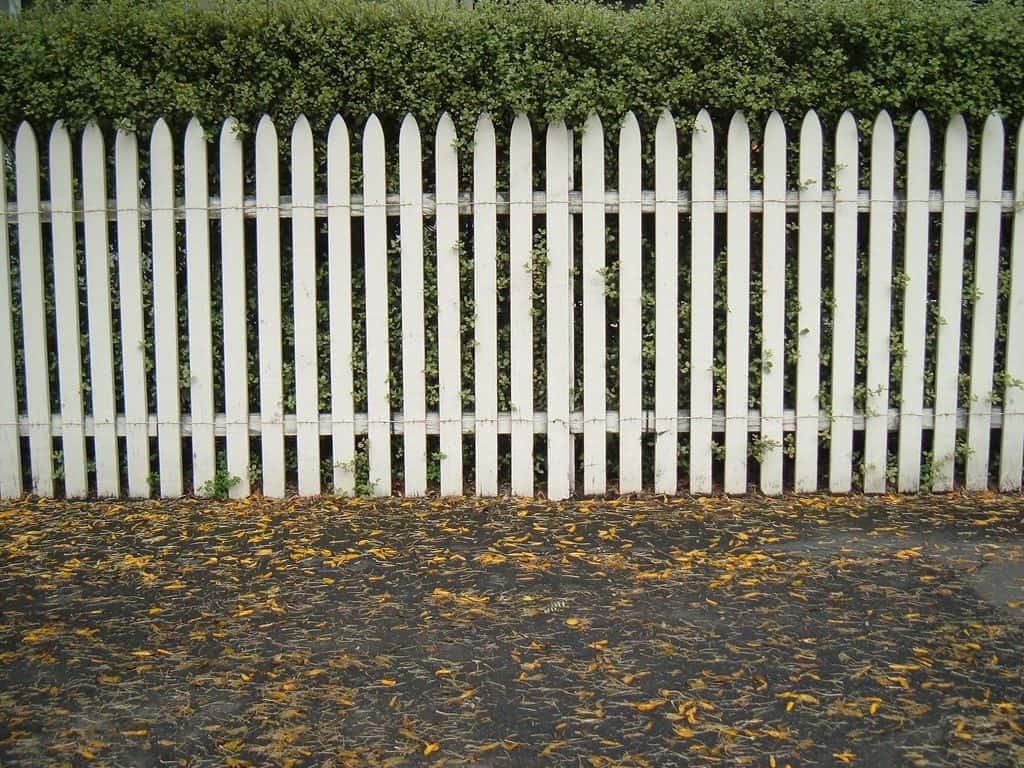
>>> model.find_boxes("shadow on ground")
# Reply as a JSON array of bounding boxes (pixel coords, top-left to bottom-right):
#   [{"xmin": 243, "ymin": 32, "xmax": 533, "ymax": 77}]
[{"xmin": 1, "ymin": 492, "xmax": 1023, "ymax": 767}]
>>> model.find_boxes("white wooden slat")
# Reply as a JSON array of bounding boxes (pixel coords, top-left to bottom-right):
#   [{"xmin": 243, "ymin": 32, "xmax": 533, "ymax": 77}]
[
  {"xmin": 255, "ymin": 115, "xmax": 285, "ymax": 497},
  {"xmin": 829, "ymin": 111, "xmax": 858, "ymax": 493},
  {"xmin": 795, "ymin": 111, "xmax": 823, "ymax": 493},
  {"xmin": 0, "ymin": 133, "xmax": 23, "ymax": 498},
  {"xmin": 49, "ymin": 122, "xmax": 88, "ymax": 497},
  {"xmin": 83, "ymin": 123, "xmax": 120, "ymax": 496},
  {"xmin": 16, "ymin": 124, "xmax": 53, "ymax": 495},
  {"xmin": 291, "ymin": 115, "xmax": 320, "ymax": 496},
  {"xmin": 566, "ymin": 129, "xmax": 576, "ymax": 488},
  {"xmin": 654, "ymin": 110, "xmax": 679, "ymax": 494},
  {"xmin": 864, "ymin": 111, "xmax": 895, "ymax": 493},
  {"xmin": 150, "ymin": 119, "xmax": 183, "ymax": 496},
  {"xmin": 897, "ymin": 112, "xmax": 931, "ymax": 492},
  {"xmin": 1000, "ymin": 117, "xmax": 1024, "ymax": 491},
  {"xmin": 328, "ymin": 115, "xmax": 354, "ymax": 496},
  {"xmin": 725, "ymin": 112, "xmax": 750, "ymax": 494},
  {"xmin": 436, "ymin": 113, "xmax": 464, "ymax": 496},
  {"xmin": 184, "ymin": 118, "xmax": 215, "ymax": 495},
  {"xmin": 219, "ymin": 118, "xmax": 250, "ymax": 497},
  {"xmin": 966, "ymin": 114, "xmax": 1004, "ymax": 490},
  {"xmin": 546, "ymin": 120, "xmax": 573, "ymax": 500},
  {"xmin": 399, "ymin": 114, "xmax": 426, "ymax": 496},
  {"xmin": 473, "ymin": 115, "xmax": 498, "ymax": 496},
  {"xmin": 115, "ymin": 129, "xmax": 151, "ymax": 497},
  {"xmin": 508, "ymin": 114, "xmax": 532, "ymax": 496},
  {"xmin": 759, "ymin": 112, "xmax": 786, "ymax": 495},
  {"xmin": 618, "ymin": 112, "xmax": 643, "ymax": 494},
  {"xmin": 690, "ymin": 109, "xmax": 715, "ymax": 494},
  {"xmin": 363, "ymin": 115, "xmax": 391, "ymax": 496},
  {"xmin": 582, "ymin": 112, "xmax": 606, "ymax": 495},
  {"xmin": 932, "ymin": 115, "xmax": 968, "ymax": 492}
]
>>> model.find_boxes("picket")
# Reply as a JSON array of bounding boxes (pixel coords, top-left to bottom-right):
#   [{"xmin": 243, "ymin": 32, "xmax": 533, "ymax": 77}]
[
  {"xmin": 654, "ymin": 111, "xmax": 679, "ymax": 493},
  {"xmin": 256, "ymin": 115, "xmax": 285, "ymax": 497},
  {"xmin": 966, "ymin": 114, "xmax": 1004, "ymax": 490},
  {"xmin": 828, "ymin": 111, "xmax": 858, "ymax": 493},
  {"xmin": 690, "ymin": 109, "xmax": 715, "ymax": 495},
  {"xmin": 16, "ymin": 124, "xmax": 53, "ymax": 496},
  {"xmin": 399, "ymin": 114, "xmax": 426, "ymax": 496},
  {"xmin": 932, "ymin": 115, "xmax": 968, "ymax": 492},
  {"xmin": 546, "ymin": 121, "xmax": 573, "ymax": 500},
  {"xmin": 1000, "ymin": 118, "xmax": 1024, "ymax": 491},
  {"xmin": 292, "ymin": 115, "xmax": 321, "ymax": 496},
  {"xmin": 582, "ymin": 112, "xmax": 606, "ymax": 495},
  {"xmin": 0, "ymin": 133, "xmax": 20, "ymax": 498},
  {"xmin": 83, "ymin": 123, "xmax": 120, "ymax": 496},
  {"xmin": 436, "ymin": 113, "xmax": 464, "ymax": 496},
  {"xmin": 49, "ymin": 122, "xmax": 88, "ymax": 497},
  {"xmin": 185, "ymin": 118, "xmax": 215, "ymax": 495},
  {"xmin": 115, "ymin": 129, "xmax": 150, "ymax": 498},
  {"xmin": 759, "ymin": 112, "xmax": 786, "ymax": 496},
  {"xmin": 618, "ymin": 113, "xmax": 643, "ymax": 494},
  {"xmin": 795, "ymin": 111, "xmax": 822, "ymax": 493},
  {"xmin": 725, "ymin": 112, "xmax": 750, "ymax": 494},
  {"xmin": 508, "ymin": 114, "xmax": 533, "ymax": 496},
  {"xmin": 328, "ymin": 115, "xmax": 355, "ymax": 495},
  {"xmin": 151, "ymin": 119, "xmax": 183, "ymax": 497},
  {"xmin": 474, "ymin": 115, "xmax": 499, "ymax": 496},
  {"xmin": 363, "ymin": 115, "xmax": 391, "ymax": 497},
  {"xmin": 2, "ymin": 109, "xmax": 1023, "ymax": 500},
  {"xmin": 898, "ymin": 112, "xmax": 931, "ymax": 493},
  {"xmin": 863, "ymin": 112, "xmax": 895, "ymax": 494},
  {"xmin": 219, "ymin": 117, "xmax": 250, "ymax": 498}
]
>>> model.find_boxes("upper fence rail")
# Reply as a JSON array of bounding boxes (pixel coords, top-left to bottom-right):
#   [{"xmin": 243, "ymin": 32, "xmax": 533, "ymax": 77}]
[{"xmin": 1, "ymin": 108, "xmax": 1023, "ymax": 500}]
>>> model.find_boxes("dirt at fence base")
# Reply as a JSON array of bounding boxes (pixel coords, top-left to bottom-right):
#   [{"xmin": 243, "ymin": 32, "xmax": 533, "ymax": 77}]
[{"xmin": 1, "ymin": 492, "xmax": 1023, "ymax": 767}]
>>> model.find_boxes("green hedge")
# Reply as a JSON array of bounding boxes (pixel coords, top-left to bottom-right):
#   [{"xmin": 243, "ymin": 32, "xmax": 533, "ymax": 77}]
[{"xmin": 1, "ymin": 0, "xmax": 1023, "ymax": 137}]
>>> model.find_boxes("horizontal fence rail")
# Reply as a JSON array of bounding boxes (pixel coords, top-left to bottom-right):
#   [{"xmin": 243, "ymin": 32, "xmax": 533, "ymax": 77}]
[{"xmin": 1, "ymin": 109, "xmax": 1022, "ymax": 499}]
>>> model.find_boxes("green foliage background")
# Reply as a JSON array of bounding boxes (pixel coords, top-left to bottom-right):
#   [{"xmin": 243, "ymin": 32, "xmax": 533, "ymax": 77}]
[{"xmin": 1, "ymin": 0, "xmax": 1023, "ymax": 137}]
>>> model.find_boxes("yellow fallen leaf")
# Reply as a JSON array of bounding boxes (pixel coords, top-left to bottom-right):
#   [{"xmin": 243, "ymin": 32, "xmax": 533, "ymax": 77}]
[
  {"xmin": 631, "ymin": 699, "xmax": 667, "ymax": 712},
  {"xmin": 423, "ymin": 742, "xmax": 440, "ymax": 756},
  {"xmin": 121, "ymin": 730, "xmax": 148, "ymax": 737},
  {"xmin": 565, "ymin": 618, "xmax": 581, "ymax": 628},
  {"xmin": 833, "ymin": 751, "xmax": 855, "ymax": 763},
  {"xmin": 379, "ymin": 679, "xmax": 397, "ymax": 687},
  {"xmin": 672, "ymin": 726, "xmax": 695, "ymax": 739}
]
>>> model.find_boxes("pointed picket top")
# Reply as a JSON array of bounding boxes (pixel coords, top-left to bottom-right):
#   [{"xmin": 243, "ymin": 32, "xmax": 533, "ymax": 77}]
[
  {"xmin": 292, "ymin": 113, "xmax": 313, "ymax": 154},
  {"xmin": 727, "ymin": 111, "xmax": 750, "ymax": 191},
  {"xmin": 184, "ymin": 117, "xmax": 207, "ymax": 207},
  {"xmin": 763, "ymin": 111, "xmax": 786, "ymax": 196},
  {"xmin": 583, "ymin": 112, "xmax": 604, "ymax": 191},
  {"xmin": 115, "ymin": 125, "xmax": 138, "ymax": 165},
  {"xmin": 151, "ymin": 118, "xmax": 173, "ymax": 168},
  {"xmin": 185, "ymin": 115, "xmax": 205, "ymax": 149},
  {"xmin": 906, "ymin": 111, "xmax": 930, "ymax": 200},
  {"xmin": 363, "ymin": 114, "xmax": 385, "ymax": 163},
  {"xmin": 400, "ymin": 114, "xmax": 422, "ymax": 205},
  {"xmin": 655, "ymin": 110, "xmax": 677, "ymax": 200},
  {"xmin": 799, "ymin": 110, "xmax": 822, "ymax": 192},
  {"xmin": 546, "ymin": 120, "xmax": 570, "ymax": 199},
  {"xmin": 49, "ymin": 120, "xmax": 72, "ymax": 174},
  {"xmin": 874, "ymin": 109, "xmax": 893, "ymax": 139},
  {"xmin": 619, "ymin": 111, "xmax": 641, "ymax": 199},
  {"xmin": 220, "ymin": 116, "xmax": 240, "ymax": 145},
  {"xmin": 943, "ymin": 114, "xmax": 969, "ymax": 203},
  {"xmin": 257, "ymin": 113, "xmax": 277, "ymax": 142},
  {"xmin": 474, "ymin": 113, "xmax": 496, "ymax": 169},
  {"xmin": 437, "ymin": 111, "xmax": 457, "ymax": 148},
  {"xmin": 328, "ymin": 113, "xmax": 349, "ymax": 148},
  {"xmin": 980, "ymin": 113, "xmax": 1005, "ymax": 201},
  {"xmin": 15, "ymin": 121, "xmax": 38, "ymax": 163},
  {"xmin": 692, "ymin": 109, "xmax": 714, "ymax": 199}
]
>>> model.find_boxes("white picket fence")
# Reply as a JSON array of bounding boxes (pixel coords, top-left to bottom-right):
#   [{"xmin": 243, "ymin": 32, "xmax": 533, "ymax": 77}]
[{"xmin": 1, "ymin": 109, "xmax": 1023, "ymax": 500}]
